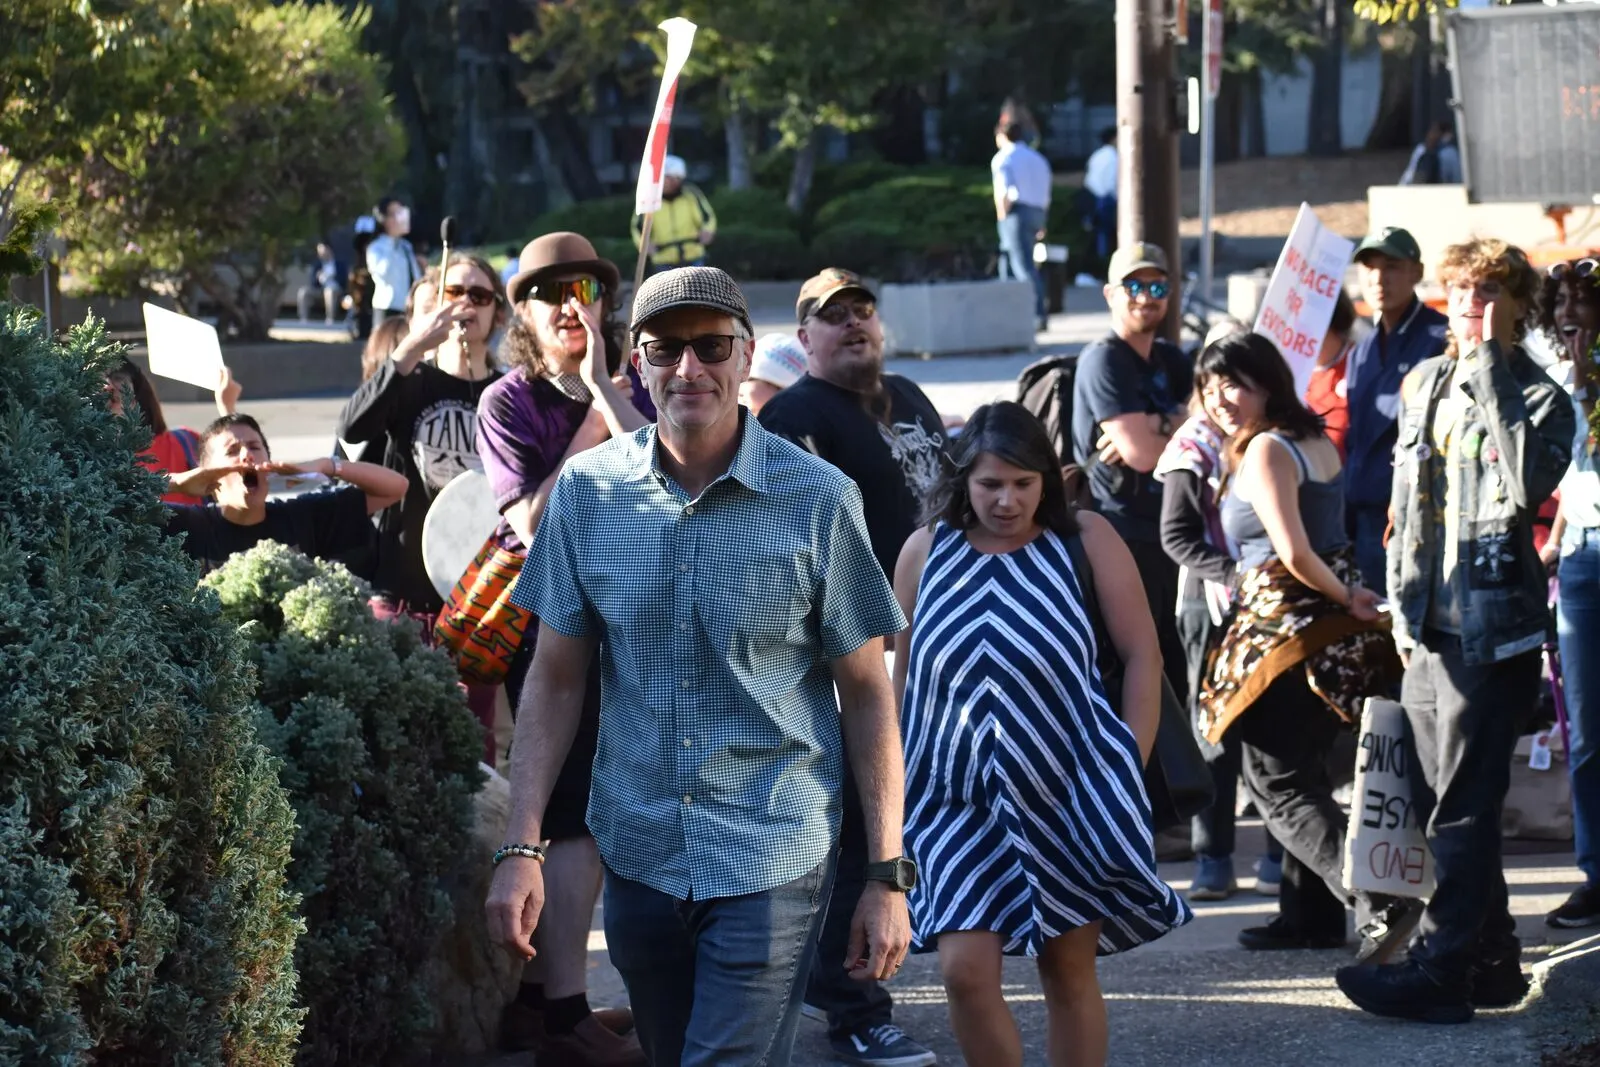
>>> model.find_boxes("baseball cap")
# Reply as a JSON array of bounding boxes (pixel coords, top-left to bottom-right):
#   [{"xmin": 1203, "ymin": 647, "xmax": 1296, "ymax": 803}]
[
  {"xmin": 749, "ymin": 334, "xmax": 808, "ymax": 388},
  {"xmin": 796, "ymin": 268, "xmax": 877, "ymax": 324},
  {"xmin": 1355, "ymin": 226, "xmax": 1422, "ymax": 264},
  {"xmin": 663, "ymin": 155, "xmax": 688, "ymax": 180},
  {"xmin": 630, "ymin": 266, "xmax": 753, "ymax": 342},
  {"xmin": 1107, "ymin": 242, "xmax": 1170, "ymax": 283}
]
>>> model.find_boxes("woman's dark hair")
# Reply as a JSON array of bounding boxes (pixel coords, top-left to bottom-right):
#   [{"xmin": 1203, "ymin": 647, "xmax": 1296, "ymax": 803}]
[
  {"xmin": 1537, "ymin": 259, "xmax": 1600, "ymax": 336},
  {"xmin": 361, "ymin": 316, "xmax": 408, "ymax": 382},
  {"xmin": 1328, "ymin": 290, "xmax": 1356, "ymax": 339},
  {"xmin": 1195, "ymin": 331, "xmax": 1325, "ymax": 459},
  {"xmin": 200, "ymin": 414, "xmax": 271, "ymax": 460},
  {"xmin": 924, "ymin": 401, "xmax": 1079, "ymax": 538},
  {"xmin": 107, "ymin": 359, "xmax": 168, "ymax": 435}
]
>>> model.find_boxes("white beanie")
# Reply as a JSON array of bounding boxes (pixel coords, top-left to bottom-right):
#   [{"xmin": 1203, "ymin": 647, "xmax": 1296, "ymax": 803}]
[
  {"xmin": 750, "ymin": 334, "xmax": 808, "ymax": 389},
  {"xmin": 663, "ymin": 155, "xmax": 688, "ymax": 180}
]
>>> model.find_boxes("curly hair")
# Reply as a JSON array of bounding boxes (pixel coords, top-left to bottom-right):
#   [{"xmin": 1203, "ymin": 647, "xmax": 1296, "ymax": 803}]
[
  {"xmin": 1436, "ymin": 237, "xmax": 1541, "ymax": 359},
  {"xmin": 500, "ymin": 291, "xmax": 626, "ymax": 379},
  {"xmin": 922, "ymin": 401, "xmax": 1079, "ymax": 538},
  {"xmin": 1536, "ymin": 258, "xmax": 1600, "ymax": 337}
]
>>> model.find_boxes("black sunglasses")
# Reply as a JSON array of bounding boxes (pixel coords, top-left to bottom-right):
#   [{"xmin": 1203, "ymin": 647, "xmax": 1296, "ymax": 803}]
[
  {"xmin": 811, "ymin": 299, "xmax": 876, "ymax": 326},
  {"xmin": 442, "ymin": 284, "xmax": 497, "ymax": 308},
  {"xmin": 640, "ymin": 334, "xmax": 738, "ymax": 367}
]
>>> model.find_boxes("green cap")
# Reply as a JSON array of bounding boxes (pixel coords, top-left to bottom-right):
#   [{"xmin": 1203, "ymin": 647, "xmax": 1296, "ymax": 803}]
[{"xmin": 1355, "ymin": 226, "xmax": 1422, "ymax": 264}]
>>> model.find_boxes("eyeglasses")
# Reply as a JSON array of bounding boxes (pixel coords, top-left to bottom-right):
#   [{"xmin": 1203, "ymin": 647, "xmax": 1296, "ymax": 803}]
[
  {"xmin": 442, "ymin": 284, "xmax": 497, "ymax": 308},
  {"xmin": 1550, "ymin": 258, "xmax": 1599, "ymax": 283},
  {"xmin": 811, "ymin": 299, "xmax": 876, "ymax": 326},
  {"xmin": 1120, "ymin": 279, "xmax": 1170, "ymax": 300},
  {"xmin": 640, "ymin": 334, "xmax": 738, "ymax": 367},
  {"xmin": 526, "ymin": 278, "xmax": 604, "ymax": 306}
]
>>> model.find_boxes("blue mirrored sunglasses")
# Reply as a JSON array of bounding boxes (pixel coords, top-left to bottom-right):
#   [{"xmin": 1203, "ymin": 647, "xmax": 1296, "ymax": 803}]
[{"xmin": 1121, "ymin": 279, "xmax": 1171, "ymax": 300}]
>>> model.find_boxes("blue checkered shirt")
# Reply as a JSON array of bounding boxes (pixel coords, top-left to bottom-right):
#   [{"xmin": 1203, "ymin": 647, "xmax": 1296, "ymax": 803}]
[{"xmin": 512, "ymin": 412, "xmax": 905, "ymax": 899}]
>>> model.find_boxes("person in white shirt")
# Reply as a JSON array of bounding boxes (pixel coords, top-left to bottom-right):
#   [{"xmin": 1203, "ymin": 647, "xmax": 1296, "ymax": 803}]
[
  {"xmin": 991, "ymin": 120, "xmax": 1054, "ymax": 333},
  {"xmin": 1083, "ymin": 127, "xmax": 1119, "ymax": 269},
  {"xmin": 367, "ymin": 196, "xmax": 422, "ymax": 325}
]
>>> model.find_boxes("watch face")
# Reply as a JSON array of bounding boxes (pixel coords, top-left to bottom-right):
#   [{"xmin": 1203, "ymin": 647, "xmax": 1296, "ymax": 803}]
[{"xmin": 895, "ymin": 858, "xmax": 918, "ymax": 892}]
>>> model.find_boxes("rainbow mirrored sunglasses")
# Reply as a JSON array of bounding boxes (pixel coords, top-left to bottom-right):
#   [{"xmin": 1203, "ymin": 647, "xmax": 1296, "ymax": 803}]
[{"xmin": 525, "ymin": 277, "xmax": 604, "ymax": 306}]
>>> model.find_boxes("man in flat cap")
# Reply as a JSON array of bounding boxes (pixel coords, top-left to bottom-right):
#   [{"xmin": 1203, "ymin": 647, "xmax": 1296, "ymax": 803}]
[{"xmin": 487, "ymin": 266, "xmax": 915, "ymax": 1067}]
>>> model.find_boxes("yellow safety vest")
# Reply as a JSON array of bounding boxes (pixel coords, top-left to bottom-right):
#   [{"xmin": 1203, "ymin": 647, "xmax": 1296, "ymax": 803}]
[{"xmin": 632, "ymin": 184, "xmax": 718, "ymax": 266}]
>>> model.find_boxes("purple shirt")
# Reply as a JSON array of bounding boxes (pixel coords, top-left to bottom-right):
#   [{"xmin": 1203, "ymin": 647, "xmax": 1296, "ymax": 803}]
[{"xmin": 476, "ymin": 367, "xmax": 654, "ymax": 552}]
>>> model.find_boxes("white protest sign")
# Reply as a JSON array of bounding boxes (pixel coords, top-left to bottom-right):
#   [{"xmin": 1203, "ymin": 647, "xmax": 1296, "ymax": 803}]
[
  {"xmin": 633, "ymin": 18, "xmax": 699, "ymax": 217},
  {"xmin": 142, "ymin": 303, "xmax": 224, "ymax": 390},
  {"xmin": 1342, "ymin": 698, "xmax": 1435, "ymax": 899},
  {"xmin": 1252, "ymin": 203, "xmax": 1355, "ymax": 399}
]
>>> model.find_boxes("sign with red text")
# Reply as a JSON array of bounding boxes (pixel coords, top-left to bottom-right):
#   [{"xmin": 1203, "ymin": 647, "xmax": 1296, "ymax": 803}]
[
  {"xmin": 1205, "ymin": 0, "xmax": 1224, "ymax": 99},
  {"xmin": 634, "ymin": 17, "xmax": 699, "ymax": 217},
  {"xmin": 1253, "ymin": 203, "xmax": 1354, "ymax": 400},
  {"xmin": 1342, "ymin": 698, "xmax": 1435, "ymax": 900}
]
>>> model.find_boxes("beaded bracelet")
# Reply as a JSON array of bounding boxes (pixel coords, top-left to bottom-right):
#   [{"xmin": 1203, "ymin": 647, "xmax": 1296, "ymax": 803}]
[{"xmin": 493, "ymin": 843, "xmax": 547, "ymax": 866}]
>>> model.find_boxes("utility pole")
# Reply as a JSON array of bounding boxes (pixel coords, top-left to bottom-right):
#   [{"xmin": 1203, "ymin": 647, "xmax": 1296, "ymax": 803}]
[{"xmin": 1116, "ymin": 0, "xmax": 1183, "ymax": 339}]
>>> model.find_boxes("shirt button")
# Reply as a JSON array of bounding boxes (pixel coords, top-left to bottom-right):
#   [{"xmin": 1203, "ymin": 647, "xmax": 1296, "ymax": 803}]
[
  {"xmin": 682, "ymin": 794, "xmax": 693, "ymax": 805},
  {"xmin": 680, "ymin": 679, "xmax": 693, "ymax": 689},
  {"xmin": 678, "ymin": 622, "xmax": 690, "ymax": 633},
  {"xmin": 682, "ymin": 737, "xmax": 693, "ymax": 747},
  {"xmin": 684, "ymin": 505, "xmax": 695, "ymax": 516},
  {"xmin": 678, "ymin": 563, "xmax": 690, "ymax": 573}
]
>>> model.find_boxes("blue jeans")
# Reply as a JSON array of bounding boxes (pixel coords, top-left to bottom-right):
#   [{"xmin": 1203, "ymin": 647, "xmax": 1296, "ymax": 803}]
[
  {"xmin": 1092, "ymin": 193, "xmax": 1117, "ymax": 262},
  {"xmin": 1347, "ymin": 503, "xmax": 1391, "ymax": 599},
  {"xmin": 1558, "ymin": 527, "xmax": 1600, "ymax": 886},
  {"xmin": 604, "ymin": 856, "xmax": 835, "ymax": 1067},
  {"xmin": 997, "ymin": 204, "xmax": 1047, "ymax": 320}
]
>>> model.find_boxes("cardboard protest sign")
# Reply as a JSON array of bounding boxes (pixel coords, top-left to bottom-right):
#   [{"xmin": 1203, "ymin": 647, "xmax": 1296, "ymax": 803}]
[
  {"xmin": 142, "ymin": 303, "xmax": 224, "ymax": 390},
  {"xmin": 1342, "ymin": 697, "xmax": 1435, "ymax": 899},
  {"xmin": 1252, "ymin": 203, "xmax": 1355, "ymax": 399}
]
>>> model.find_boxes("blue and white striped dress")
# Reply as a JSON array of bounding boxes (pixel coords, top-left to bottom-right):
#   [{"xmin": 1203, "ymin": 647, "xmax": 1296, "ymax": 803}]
[{"xmin": 902, "ymin": 523, "xmax": 1191, "ymax": 957}]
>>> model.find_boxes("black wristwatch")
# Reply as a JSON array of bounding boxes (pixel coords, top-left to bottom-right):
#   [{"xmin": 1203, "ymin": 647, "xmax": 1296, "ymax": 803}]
[{"xmin": 864, "ymin": 856, "xmax": 918, "ymax": 892}]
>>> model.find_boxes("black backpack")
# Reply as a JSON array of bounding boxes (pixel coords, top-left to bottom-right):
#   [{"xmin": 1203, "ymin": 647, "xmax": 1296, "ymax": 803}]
[{"xmin": 1016, "ymin": 354, "xmax": 1094, "ymax": 508}]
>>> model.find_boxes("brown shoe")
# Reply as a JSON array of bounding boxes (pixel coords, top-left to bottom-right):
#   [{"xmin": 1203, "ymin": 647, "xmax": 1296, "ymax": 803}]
[
  {"xmin": 499, "ymin": 1004, "xmax": 636, "ymax": 1051},
  {"xmin": 539, "ymin": 1014, "xmax": 646, "ymax": 1066}
]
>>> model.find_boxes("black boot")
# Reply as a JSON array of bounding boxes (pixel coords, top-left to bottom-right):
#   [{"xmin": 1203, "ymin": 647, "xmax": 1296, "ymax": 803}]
[
  {"xmin": 1336, "ymin": 959, "xmax": 1474, "ymax": 1024},
  {"xmin": 1238, "ymin": 916, "xmax": 1346, "ymax": 951},
  {"xmin": 1470, "ymin": 947, "xmax": 1529, "ymax": 1009}
]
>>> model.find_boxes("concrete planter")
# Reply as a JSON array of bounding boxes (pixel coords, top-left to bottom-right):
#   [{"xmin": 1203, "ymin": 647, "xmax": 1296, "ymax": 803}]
[{"xmin": 879, "ymin": 279, "xmax": 1036, "ymax": 357}]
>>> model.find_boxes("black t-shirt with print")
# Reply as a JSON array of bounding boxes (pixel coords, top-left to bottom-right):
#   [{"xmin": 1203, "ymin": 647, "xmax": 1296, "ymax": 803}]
[
  {"xmin": 165, "ymin": 487, "xmax": 376, "ymax": 573},
  {"xmin": 337, "ymin": 359, "xmax": 504, "ymax": 612},
  {"xmin": 758, "ymin": 373, "xmax": 947, "ymax": 581}
]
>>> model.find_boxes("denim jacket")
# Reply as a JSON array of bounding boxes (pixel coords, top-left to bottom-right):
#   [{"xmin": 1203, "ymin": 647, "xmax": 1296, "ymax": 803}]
[{"xmin": 1387, "ymin": 340, "xmax": 1573, "ymax": 665}]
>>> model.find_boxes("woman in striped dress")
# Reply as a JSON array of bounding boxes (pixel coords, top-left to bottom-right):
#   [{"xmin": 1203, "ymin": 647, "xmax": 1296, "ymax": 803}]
[{"xmin": 891, "ymin": 402, "xmax": 1190, "ymax": 1067}]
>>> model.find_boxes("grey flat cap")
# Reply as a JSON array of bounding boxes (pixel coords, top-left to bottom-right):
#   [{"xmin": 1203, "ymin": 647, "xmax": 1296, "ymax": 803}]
[{"xmin": 630, "ymin": 266, "xmax": 752, "ymax": 341}]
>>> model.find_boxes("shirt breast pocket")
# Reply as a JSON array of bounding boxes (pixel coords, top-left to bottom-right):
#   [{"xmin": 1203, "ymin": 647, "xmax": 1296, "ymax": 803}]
[{"xmin": 710, "ymin": 554, "xmax": 815, "ymax": 653}]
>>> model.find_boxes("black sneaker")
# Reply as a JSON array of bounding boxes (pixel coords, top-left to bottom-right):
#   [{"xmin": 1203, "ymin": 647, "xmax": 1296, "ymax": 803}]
[
  {"xmin": 828, "ymin": 1024, "xmax": 938, "ymax": 1066},
  {"xmin": 1546, "ymin": 884, "xmax": 1600, "ymax": 929},
  {"xmin": 1237, "ymin": 916, "xmax": 1346, "ymax": 951},
  {"xmin": 1335, "ymin": 959, "xmax": 1474, "ymax": 1025},
  {"xmin": 1470, "ymin": 950, "xmax": 1530, "ymax": 1009},
  {"xmin": 1354, "ymin": 898, "xmax": 1425, "ymax": 965}
]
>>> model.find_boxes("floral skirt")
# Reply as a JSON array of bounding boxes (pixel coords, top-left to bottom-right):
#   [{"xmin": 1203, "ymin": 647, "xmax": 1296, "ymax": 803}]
[{"xmin": 1197, "ymin": 549, "xmax": 1401, "ymax": 744}]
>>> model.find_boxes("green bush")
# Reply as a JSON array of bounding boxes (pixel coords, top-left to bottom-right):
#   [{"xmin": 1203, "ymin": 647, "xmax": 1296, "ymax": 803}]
[
  {"xmin": 0, "ymin": 307, "xmax": 302, "ymax": 1064},
  {"xmin": 812, "ymin": 172, "xmax": 995, "ymax": 241},
  {"xmin": 201, "ymin": 545, "xmax": 486, "ymax": 1067},
  {"xmin": 524, "ymin": 194, "xmax": 638, "ymax": 243},
  {"xmin": 708, "ymin": 186, "xmax": 796, "ymax": 233},
  {"xmin": 711, "ymin": 226, "xmax": 814, "ymax": 280}
]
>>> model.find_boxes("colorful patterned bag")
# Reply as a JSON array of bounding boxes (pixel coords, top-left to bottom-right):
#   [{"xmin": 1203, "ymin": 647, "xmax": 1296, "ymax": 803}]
[{"xmin": 433, "ymin": 538, "xmax": 532, "ymax": 685}]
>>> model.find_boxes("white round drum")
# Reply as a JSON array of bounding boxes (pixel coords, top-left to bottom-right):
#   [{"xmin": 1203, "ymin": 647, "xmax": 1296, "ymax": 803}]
[{"xmin": 422, "ymin": 469, "xmax": 503, "ymax": 601}]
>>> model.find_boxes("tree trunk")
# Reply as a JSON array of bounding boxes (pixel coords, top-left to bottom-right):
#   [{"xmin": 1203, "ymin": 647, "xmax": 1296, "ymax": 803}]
[
  {"xmin": 1364, "ymin": 34, "xmax": 1416, "ymax": 151},
  {"xmin": 1409, "ymin": 16, "xmax": 1434, "ymax": 144},
  {"xmin": 541, "ymin": 92, "xmax": 605, "ymax": 201},
  {"xmin": 871, "ymin": 85, "xmax": 928, "ymax": 165},
  {"xmin": 786, "ymin": 134, "xmax": 817, "ymax": 216},
  {"xmin": 724, "ymin": 96, "xmax": 753, "ymax": 191},
  {"xmin": 1306, "ymin": 0, "xmax": 1344, "ymax": 158}
]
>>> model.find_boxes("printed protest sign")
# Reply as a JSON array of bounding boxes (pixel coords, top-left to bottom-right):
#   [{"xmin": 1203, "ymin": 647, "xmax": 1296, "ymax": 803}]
[
  {"xmin": 1252, "ymin": 203, "xmax": 1355, "ymax": 399},
  {"xmin": 1343, "ymin": 697, "xmax": 1435, "ymax": 899},
  {"xmin": 142, "ymin": 303, "xmax": 224, "ymax": 390}
]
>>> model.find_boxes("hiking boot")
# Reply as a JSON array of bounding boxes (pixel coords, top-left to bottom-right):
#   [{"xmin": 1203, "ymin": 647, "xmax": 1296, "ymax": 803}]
[
  {"xmin": 1354, "ymin": 898, "xmax": 1425, "ymax": 965},
  {"xmin": 539, "ymin": 1014, "xmax": 647, "ymax": 1066},
  {"xmin": 828, "ymin": 1023, "xmax": 938, "ymax": 1066},
  {"xmin": 1253, "ymin": 854, "xmax": 1282, "ymax": 897},
  {"xmin": 1187, "ymin": 855, "xmax": 1238, "ymax": 902},
  {"xmin": 1237, "ymin": 916, "xmax": 1346, "ymax": 951},
  {"xmin": 1336, "ymin": 959, "xmax": 1474, "ymax": 1024},
  {"xmin": 1470, "ymin": 949, "xmax": 1530, "ymax": 1009},
  {"xmin": 1546, "ymin": 884, "xmax": 1600, "ymax": 929}
]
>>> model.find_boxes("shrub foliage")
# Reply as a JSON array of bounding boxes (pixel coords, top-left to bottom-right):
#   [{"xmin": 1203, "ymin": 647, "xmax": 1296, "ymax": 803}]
[
  {"xmin": 0, "ymin": 306, "xmax": 302, "ymax": 1064},
  {"xmin": 201, "ymin": 545, "xmax": 486, "ymax": 1067}
]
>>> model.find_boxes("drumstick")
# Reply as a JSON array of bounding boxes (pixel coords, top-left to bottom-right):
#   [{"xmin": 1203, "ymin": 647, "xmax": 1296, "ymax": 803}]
[{"xmin": 436, "ymin": 215, "xmax": 458, "ymax": 315}]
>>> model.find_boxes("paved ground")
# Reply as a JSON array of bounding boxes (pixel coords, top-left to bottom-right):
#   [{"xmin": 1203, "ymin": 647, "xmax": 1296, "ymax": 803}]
[{"xmin": 173, "ymin": 290, "xmax": 1600, "ymax": 1066}]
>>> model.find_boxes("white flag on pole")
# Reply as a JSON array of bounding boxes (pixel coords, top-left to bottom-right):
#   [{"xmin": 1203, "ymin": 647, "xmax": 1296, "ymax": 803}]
[{"xmin": 634, "ymin": 18, "xmax": 699, "ymax": 217}]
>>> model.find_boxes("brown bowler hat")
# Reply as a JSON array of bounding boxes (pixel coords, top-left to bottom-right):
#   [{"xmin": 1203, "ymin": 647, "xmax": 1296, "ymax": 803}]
[{"xmin": 506, "ymin": 232, "xmax": 622, "ymax": 305}]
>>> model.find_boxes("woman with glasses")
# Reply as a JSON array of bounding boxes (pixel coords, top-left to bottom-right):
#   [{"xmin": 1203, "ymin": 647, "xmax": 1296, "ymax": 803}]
[
  {"xmin": 474, "ymin": 233, "xmax": 651, "ymax": 1065},
  {"xmin": 337, "ymin": 252, "xmax": 508, "ymax": 619},
  {"xmin": 1538, "ymin": 256, "xmax": 1600, "ymax": 931}
]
